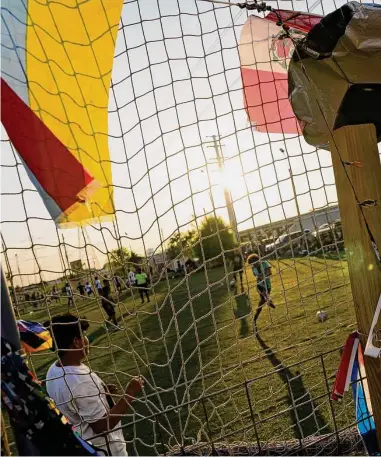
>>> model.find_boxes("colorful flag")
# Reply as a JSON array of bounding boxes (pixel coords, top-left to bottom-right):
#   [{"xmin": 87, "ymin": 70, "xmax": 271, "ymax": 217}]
[
  {"xmin": 1, "ymin": 337, "xmax": 101, "ymax": 455},
  {"xmin": 239, "ymin": 11, "xmax": 322, "ymax": 134},
  {"xmin": 351, "ymin": 345, "xmax": 378, "ymax": 455},
  {"xmin": 331, "ymin": 332, "xmax": 359, "ymax": 401},
  {"xmin": 1, "ymin": 0, "xmax": 124, "ymax": 227},
  {"xmin": 331, "ymin": 333, "xmax": 379, "ymax": 455},
  {"xmin": 17, "ymin": 320, "xmax": 52, "ymax": 353}
]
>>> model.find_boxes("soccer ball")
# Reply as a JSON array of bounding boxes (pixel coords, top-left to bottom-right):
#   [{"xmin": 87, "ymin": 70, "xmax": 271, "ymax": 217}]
[
  {"xmin": 230, "ymin": 279, "xmax": 236, "ymax": 288},
  {"xmin": 316, "ymin": 310, "xmax": 328, "ymax": 322}
]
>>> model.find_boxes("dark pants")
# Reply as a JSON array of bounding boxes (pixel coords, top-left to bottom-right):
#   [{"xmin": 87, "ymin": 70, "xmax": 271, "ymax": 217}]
[
  {"xmin": 253, "ymin": 285, "xmax": 274, "ymax": 323},
  {"xmin": 102, "ymin": 298, "xmax": 117, "ymax": 325},
  {"xmin": 138, "ymin": 284, "xmax": 150, "ymax": 302},
  {"xmin": 233, "ymin": 270, "xmax": 243, "ymax": 283}
]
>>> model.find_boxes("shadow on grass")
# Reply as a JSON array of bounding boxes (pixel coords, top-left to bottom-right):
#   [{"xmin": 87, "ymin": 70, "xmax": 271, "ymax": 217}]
[
  {"xmin": 120, "ymin": 268, "xmax": 230, "ymax": 455},
  {"xmin": 233, "ymin": 292, "xmax": 251, "ymax": 338},
  {"xmin": 88, "ymin": 324, "xmax": 108, "ymax": 342},
  {"xmin": 256, "ymin": 334, "xmax": 331, "ymax": 440}
]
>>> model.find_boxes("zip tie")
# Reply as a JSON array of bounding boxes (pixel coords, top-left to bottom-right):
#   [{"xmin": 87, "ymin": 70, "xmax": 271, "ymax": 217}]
[
  {"xmin": 364, "ymin": 294, "xmax": 381, "ymax": 358},
  {"xmin": 359, "ymin": 199, "xmax": 377, "ymax": 207},
  {"xmin": 237, "ymin": 1, "xmax": 271, "ymax": 11},
  {"xmin": 343, "ymin": 161, "xmax": 363, "ymax": 168}
]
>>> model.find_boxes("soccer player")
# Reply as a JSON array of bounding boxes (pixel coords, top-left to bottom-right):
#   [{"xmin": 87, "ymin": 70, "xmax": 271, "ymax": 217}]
[
  {"xmin": 247, "ymin": 254, "xmax": 275, "ymax": 333},
  {"xmin": 135, "ymin": 268, "xmax": 150, "ymax": 304},
  {"xmin": 45, "ymin": 314, "xmax": 144, "ymax": 456},
  {"xmin": 128, "ymin": 269, "xmax": 136, "ymax": 288},
  {"xmin": 94, "ymin": 276, "xmax": 102, "ymax": 293},
  {"xmin": 100, "ymin": 279, "xmax": 118, "ymax": 329},
  {"xmin": 231, "ymin": 250, "xmax": 244, "ymax": 286},
  {"xmin": 52, "ymin": 285, "xmax": 60, "ymax": 303},
  {"xmin": 85, "ymin": 282, "xmax": 93, "ymax": 297},
  {"xmin": 77, "ymin": 282, "xmax": 86, "ymax": 297},
  {"xmin": 65, "ymin": 282, "xmax": 74, "ymax": 308},
  {"xmin": 114, "ymin": 276, "xmax": 122, "ymax": 294}
]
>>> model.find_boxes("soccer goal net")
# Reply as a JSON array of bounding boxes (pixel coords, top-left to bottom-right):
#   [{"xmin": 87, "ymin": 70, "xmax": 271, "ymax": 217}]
[{"xmin": 1, "ymin": 0, "xmax": 379, "ymax": 455}]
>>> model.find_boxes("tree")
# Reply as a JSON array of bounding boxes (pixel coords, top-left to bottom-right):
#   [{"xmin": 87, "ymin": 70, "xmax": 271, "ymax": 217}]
[
  {"xmin": 105, "ymin": 247, "xmax": 141, "ymax": 270},
  {"xmin": 167, "ymin": 230, "xmax": 196, "ymax": 260},
  {"xmin": 193, "ymin": 216, "xmax": 236, "ymax": 263}
]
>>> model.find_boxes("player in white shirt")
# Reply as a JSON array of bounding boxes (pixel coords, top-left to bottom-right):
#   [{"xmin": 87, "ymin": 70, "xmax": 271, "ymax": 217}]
[
  {"xmin": 45, "ymin": 314, "xmax": 144, "ymax": 456},
  {"xmin": 94, "ymin": 276, "xmax": 102, "ymax": 292},
  {"xmin": 127, "ymin": 270, "xmax": 136, "ymax": 287}
]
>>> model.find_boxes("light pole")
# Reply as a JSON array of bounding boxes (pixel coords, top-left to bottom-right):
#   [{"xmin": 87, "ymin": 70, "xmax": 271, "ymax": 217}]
[{"xmin": 15, "ymin": 253, "xmax": 23, "ymax": 288}]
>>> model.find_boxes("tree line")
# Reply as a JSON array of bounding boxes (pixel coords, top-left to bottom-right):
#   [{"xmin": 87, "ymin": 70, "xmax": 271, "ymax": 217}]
[{"xmin": 107, "ymin": 216, "xmax": 237, "ymax": 270}]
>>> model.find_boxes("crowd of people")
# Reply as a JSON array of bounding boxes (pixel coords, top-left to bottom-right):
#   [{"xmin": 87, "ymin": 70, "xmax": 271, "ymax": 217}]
[{"xmin": 58, "ymin": 268, "xmax": 152, "ymax": 332}]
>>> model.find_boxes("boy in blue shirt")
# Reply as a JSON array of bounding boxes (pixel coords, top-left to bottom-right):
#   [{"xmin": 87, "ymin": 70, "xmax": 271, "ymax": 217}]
[{"xmin": 248, "ymin": 254, "xmax": 276, "ymax": 333}]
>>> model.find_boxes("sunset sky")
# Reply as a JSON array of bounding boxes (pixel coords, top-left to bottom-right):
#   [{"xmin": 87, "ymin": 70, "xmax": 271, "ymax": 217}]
[{"xmin": 1, "ymin": 0, "xmax": 348, "ymax": 285}]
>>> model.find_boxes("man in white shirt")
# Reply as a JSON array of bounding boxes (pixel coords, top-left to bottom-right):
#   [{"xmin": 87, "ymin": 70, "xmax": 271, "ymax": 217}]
[
  {"xmin": 127, "ymin": 270, "xmax": 136, "ymax": 287},
  {"xmin": 45, "ymin": 314, "xmax": 144, "ymax": 456}
]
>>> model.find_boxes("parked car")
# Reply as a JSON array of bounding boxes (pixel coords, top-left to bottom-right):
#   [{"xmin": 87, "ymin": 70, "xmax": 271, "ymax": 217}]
[
  {"xmin": 313, "ymin": 220, "xmax": 343, "ymax": 249},
  {"xmin": 265, "ymin": 229, "xmax": 316, "ymax": 257}
]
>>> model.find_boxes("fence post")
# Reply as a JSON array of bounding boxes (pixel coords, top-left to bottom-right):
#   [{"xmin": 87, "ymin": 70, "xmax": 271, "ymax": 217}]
[
  {"xmin": 1, "ymin": 268, "xmax": 20, "ymax": 350},
  {"xmin": 330, "ymin": 123, "xmax": 381, "ymax": 446}
]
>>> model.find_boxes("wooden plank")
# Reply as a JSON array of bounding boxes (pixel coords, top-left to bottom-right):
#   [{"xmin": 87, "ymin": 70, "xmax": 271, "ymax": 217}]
[
  {"xmin": 331, "ymin": 123, "xmax": 381, "ymax": 446},
  {"xmin": 1, "ymin": 412, "xmax": 11, "ymax": 456}
]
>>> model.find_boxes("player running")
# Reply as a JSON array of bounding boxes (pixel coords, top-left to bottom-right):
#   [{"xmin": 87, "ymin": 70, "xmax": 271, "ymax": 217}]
[
  {"xmin": 247, "ymin": 254, "xmax": 275, "ymax": 334},
  {"xmin": 135, "ymin": 268, "xmax": 150, "ymax": 304},
  {"xmin": 100, "ymin": 279, "xmax": 119, "ymax": 330}
]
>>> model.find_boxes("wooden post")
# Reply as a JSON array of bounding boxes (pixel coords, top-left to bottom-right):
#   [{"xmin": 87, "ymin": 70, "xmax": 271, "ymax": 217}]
[
  {"xmin": 1, "ymin": 412, "xmax": 11, "ymax": 456},
  {"xmin": 330, "ymin": 123, "xmax": 381, "ymax": 445}
]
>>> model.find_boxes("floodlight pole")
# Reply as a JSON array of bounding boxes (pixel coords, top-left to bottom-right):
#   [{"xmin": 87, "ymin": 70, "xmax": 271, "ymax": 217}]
[
  {"xmin": 289, "ymin": 168, "xmax": 304, "ymax": 234},
  {"xmin": 330, "ymin": 123, "xmax": 381, "ymax": 446}
]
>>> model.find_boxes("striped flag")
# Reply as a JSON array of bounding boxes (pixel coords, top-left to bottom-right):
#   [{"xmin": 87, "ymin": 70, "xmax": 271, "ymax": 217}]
[
  {"xmin": 331, "ymin": 332, "xmax": 378, "ymax": 455},
  {"xmin": 1, "ymin": 0, "xmax": 124, "ymax": 227}
]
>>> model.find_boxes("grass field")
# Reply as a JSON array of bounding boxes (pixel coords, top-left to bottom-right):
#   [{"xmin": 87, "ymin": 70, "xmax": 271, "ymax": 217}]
[{"xmin": 19, "ymin": 254, "xmax": 359, "ymax": 455}]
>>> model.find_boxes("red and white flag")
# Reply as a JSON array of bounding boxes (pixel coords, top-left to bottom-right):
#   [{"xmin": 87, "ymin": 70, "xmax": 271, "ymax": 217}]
[{"xmin": 239, "ymin": 11, "xmax": 322, "ymax": 134}]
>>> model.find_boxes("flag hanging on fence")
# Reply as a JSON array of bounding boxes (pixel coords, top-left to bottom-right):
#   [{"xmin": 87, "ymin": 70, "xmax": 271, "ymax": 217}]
[
  {"xmin": 239, "ymin": 11, "xmax": 322, "ymax": 134},
  {"xmin": 331, "ymin": 332, "xmax": 379, "ymax": 455},
  {"xmin": 1, "ymin": 0, "xmax": 123, "ymax": 227},
  {"xmin": 1, "ymin": 338, "xmax": 101, "ymax": 455},
  {"xmin": 17, "ymin": 320, "xmax": 52, "ymax": 353}
]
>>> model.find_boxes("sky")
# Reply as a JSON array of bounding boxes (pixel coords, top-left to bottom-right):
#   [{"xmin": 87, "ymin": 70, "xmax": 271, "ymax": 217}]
[{"xmin": 0, "ymin": 0, "xmax": 364, "ymax": 285}]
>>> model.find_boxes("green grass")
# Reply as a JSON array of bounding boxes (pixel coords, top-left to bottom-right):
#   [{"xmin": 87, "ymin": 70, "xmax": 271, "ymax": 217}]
[{"xmin": 19, "ymin": 255, "xmax": 358, "ymax": 455}]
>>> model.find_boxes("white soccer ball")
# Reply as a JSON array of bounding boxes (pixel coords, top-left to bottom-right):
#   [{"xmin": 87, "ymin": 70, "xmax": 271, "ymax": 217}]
[
  {"xmin": 316, "ymin": 310, "xmax": 328, "ymax": 322},
  {"xmin": 230, "ymin": 279, "xmax": 236, "ymax": 288}
]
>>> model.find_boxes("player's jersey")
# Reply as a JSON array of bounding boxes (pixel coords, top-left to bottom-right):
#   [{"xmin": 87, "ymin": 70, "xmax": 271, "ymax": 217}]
[{"xmin": 252, "ymin": 261, "xmax": 271, "ymax": 289}]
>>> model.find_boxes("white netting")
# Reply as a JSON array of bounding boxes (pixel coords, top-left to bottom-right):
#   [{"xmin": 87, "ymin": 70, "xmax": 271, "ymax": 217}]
[{"xmin": 1, "ymin": 0, "xmax": 378, "ymax": 455}]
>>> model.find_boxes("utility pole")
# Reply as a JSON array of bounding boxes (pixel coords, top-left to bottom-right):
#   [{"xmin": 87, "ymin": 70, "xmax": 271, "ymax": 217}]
[
  {"xmin": 204, "ymin": 135, "xmax": 239, "ymax": 240},
  {"xmin": 289, "ymin": 168, "xmax": 304, "ymax": 234},
  {"xmin": 15, "ymin": 253, "xmax": 23, "ymax": 288},
  {"xmin": 61, "ymin": 234, "xmax": 70, "ymax": 276},
  {"xmin": 160, "ymin": 228, "xmax": 167, "ymax": 264}
]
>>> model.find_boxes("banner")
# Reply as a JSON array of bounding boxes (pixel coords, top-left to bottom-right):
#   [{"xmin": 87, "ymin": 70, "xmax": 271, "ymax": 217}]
[
  {"xmin": 239, "ymin": 11, "xmax": 322, "ymax": 134},
  {"xmin": 1, "ymin": 0, "xmax": 124, "ymax": 227}
]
